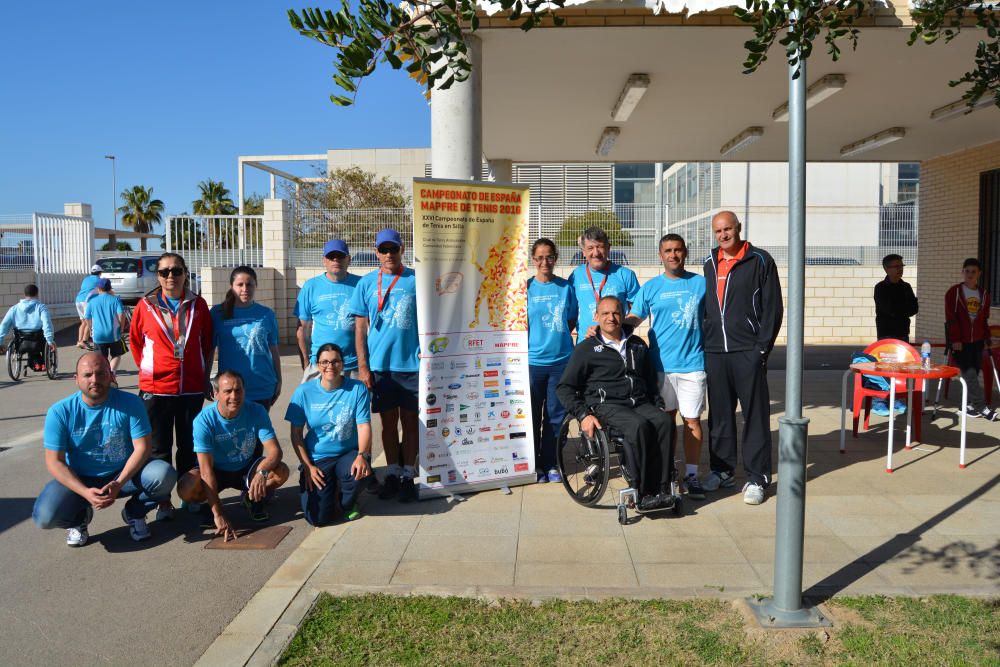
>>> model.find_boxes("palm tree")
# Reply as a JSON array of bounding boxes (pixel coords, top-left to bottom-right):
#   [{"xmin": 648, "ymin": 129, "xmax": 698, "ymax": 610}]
[
  {"xmin": 192, "ymin": 179, "xmax": 237, "ymax": 215},
  {"xmin": 193, "ymin": 179, "xmax": 238, "ymax": 249},
  {"xmin": 118, "ymin": 185, "xmax": 164, "ymax": 251}
]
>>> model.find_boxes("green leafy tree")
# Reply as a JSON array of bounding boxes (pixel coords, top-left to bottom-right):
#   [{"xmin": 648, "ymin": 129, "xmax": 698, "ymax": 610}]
[
  {"xmin": 164, "ymin": 213, "xmax": 207, "ymax": 251},
  {"xmin": 556, "ymin": 210, "xmax": 633, "ymax": 248},
  {"xmin": 243, "ymin": 193, "xmax": 266, "ymax": 215},
  {"xmin": 118, "ymin": 185, "xmax": 163, "ymax": 251},
  {"xmin": 288, "ymin": 0, "xmax": 997, "ymax": 110},
  {"xmin": 192, "ymin": 179, "xmax": 238, "ymax": 249},
  {"xmin": 100, "ymin": 240, "xmax": 134, "ymax": 251}
]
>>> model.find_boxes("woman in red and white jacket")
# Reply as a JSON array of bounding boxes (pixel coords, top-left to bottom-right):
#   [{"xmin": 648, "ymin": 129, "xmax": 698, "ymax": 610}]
[
  {"xmin": 130, "ymin": 252, "xmax": 214, "ymax": 515},
  {"xmin": 945, "ymin": 257, "xmax": 996, "ymax": 421}
]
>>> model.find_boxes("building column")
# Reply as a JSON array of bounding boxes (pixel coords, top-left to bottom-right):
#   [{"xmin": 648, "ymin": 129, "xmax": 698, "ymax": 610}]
[
  {"xmin": 431, "ymin": 34, "xmax": 482, "ymax": 181},
  {"xmin": 263, "ymin": 198, "xmax": 296, "ymax": 344},
  {"xmin": 487, "ymin": 159, "xmax": 513, "ymax": 183}
]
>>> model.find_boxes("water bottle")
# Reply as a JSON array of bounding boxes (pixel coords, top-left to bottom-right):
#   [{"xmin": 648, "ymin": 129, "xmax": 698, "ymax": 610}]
[{"xmin": 921, "ymin": 340, "xmax": 932, "ymax": 371}]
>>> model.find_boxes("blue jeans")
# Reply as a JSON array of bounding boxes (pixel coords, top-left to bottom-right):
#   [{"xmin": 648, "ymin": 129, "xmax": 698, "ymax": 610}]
[
  {"xmin": 33, "ymin": 459, "xmax": 177, "ymax": 529},
  {"xmin": 300, "ymin": 451, "xmax": 360, "ymax": 526},
  {"xmin": 529, "ymin": 362, "xmax": 568, "ymax": 471}
]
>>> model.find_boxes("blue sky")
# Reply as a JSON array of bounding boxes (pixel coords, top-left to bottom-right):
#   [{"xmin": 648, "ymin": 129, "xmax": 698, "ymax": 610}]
[{"xmin": 0, "ymin": 1, "xmax": 430, "ymax": 237}]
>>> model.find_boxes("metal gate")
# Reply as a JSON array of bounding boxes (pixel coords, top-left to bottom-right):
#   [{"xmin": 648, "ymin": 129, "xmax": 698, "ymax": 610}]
[{"xmin": 32, "ymin": 213, "xmax": 95, "ymax": 318}]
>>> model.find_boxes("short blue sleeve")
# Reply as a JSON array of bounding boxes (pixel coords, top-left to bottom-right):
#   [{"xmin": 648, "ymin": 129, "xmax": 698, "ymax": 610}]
[
  {"xmin": 192, "ymin": 410, "xmax": 213, "ymax": 455},
  {"xmin": 630, "ymin": 280, "xmax": 652, "ymax": 320},
  {"xmin": 566, "ymin": 287, "xmax": 578, "ymax": 326},
  {"xmin": 84, "ymin": 301, "xmax": 93, "ymax": 319},
  {"xmin": 348, "ymin": 275, "xmax": 372, "ymax": 319},
  {"xmin": 125, "ymin": 394, "xmax": 152, "ymax": 439},
  {"xmin": 43, "ymin": 402, "xmax": 70, "ymax": 452},
  {"xmin": 625, "ymin": 269, "xmax": 640, "ymax": 304},
  {"xmin": 284, "ymin": 385, "xmax": 308, "ymax": 427},
  {"xmin": 296, "ymin": 283, "xmax": 312, "ymax": 322},
  {"xmin": 354, "ymin": 384, "xmax": 371, "ymax": 425},
  {"xmin": 267, "ymin": 310, "xmax": 279, "ymax": 346}
]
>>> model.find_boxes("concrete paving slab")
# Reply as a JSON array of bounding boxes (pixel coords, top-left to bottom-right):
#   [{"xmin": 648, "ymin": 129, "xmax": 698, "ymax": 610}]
[
  {"xmin": 514, "ymin": 562, "xmax": 639, "ymax": 588},
  {"xmin": 328, "ymin": 531, "xmax": 413, "ymax": 561},
  {"xmin": 517, "ymin": 535, "xmax": 632, "ymax": 563},
  {"xmin": 634, "ymin": 562, "xmax": 765, "ymax": 590},
  {"xmin": 624, "ymin": 534, "xmax": 748, "ymax": 564},
  {"xmin": 393, "ymin": 560, "xmax": 516, "ymax": 586},
  {"xmin": 310, "ymin": 559, "xmax": 400, "ymax": 586},
  {"xmin": 415, "ymin": 510, "xmax": 521, "ymax": 536},
  {"xmin": 731, "ymin": 534, "xmax": 860, "ymax": 565},
  {"xmin": 403, "ymin": 534, "xmax": 518, "ymax": 562}
]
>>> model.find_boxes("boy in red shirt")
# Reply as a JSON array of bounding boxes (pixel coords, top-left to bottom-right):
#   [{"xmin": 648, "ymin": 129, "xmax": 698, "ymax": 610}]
[{"xmin": 945, "ymin": 258, "xmax": 997, "ymax": 421}]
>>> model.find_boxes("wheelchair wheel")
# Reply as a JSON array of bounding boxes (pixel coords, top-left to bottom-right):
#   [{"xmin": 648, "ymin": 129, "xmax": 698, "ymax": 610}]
[
  {"xmin": 6, "ymin": 345, "xmax": 22, "ymax": 382},
  {"xmin": 556, "ymin": 415, "xmax": 610, "ymax": 506},
  {"xmin": 120, "ymin": 306, "xmax": 133, "ymax": 352},
  {"xmin": 46, "ymin": 346, "xmax": 58, "ymax": 380},
  {"xmin": 617, "ymin": 504, "xmax": 628, "ymax": 525}
]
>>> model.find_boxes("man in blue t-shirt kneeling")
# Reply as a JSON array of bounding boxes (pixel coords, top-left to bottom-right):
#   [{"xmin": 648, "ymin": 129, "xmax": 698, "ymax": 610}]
[
  {"xmin": 32, "ymin": 353, "xmax": 177, "ymax": 547},
  {"xmin": 178, "ymin": 370, "xmax": 289, "ymax": 541}
]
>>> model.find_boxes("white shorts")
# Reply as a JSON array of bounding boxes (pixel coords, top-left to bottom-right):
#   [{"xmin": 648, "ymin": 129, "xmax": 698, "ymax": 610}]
[
  {"xmin": 656, "ymin": 371, "xmax": 706, "ymax": 419},
  {"xmin": 76, "ymin": 302, "xmax": 87, "ymax": 320}
]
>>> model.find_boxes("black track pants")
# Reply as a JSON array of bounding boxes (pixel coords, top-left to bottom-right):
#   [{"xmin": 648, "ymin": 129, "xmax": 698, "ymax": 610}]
[
  {"xmin": 142, "ymin": 393, "xmax": 205, "ymax": 477},
  {"xmin": 705, "ymin": 350, "xmax": 773, "ymax": 487},
  {"xmin": 591, "ymin": 402, "xmax": 675, "ymax": 496}
]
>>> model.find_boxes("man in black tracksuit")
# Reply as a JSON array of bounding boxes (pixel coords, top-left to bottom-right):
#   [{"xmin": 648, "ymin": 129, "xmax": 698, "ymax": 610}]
[
  {"xmin": 701, "ymin": 211, "xmax": 783, "ymax": 505},
  {"xmin": 557, "ymin": 296, "xmax": 675, "ymax": 509}
]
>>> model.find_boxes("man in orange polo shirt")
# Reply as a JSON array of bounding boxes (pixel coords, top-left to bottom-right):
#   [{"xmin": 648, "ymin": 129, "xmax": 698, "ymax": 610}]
[{"xmin": 701, "ymin": 211, "xmax": 783, "ymax": 505}]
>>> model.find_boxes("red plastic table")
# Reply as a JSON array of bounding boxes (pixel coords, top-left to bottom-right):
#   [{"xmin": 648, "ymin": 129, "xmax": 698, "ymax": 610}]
[{"xmin": 840, "ymin": 362, "xmax": 967, "ymax": 472}]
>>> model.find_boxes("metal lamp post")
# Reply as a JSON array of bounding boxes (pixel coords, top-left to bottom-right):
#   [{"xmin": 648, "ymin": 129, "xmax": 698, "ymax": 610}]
[{"xmin": 104, "ymin": 155, "xmax": 116, "ymax": 231}]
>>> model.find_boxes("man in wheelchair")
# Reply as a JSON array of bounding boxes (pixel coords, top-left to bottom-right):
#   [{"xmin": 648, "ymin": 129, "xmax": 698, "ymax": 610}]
[
  {"xmin": 0, "ymin": 284, "xmax": 55, "ymax": 371},
  {"xmin": 557, "ymin": 295, "xmax": 676, "ymax": 512}
]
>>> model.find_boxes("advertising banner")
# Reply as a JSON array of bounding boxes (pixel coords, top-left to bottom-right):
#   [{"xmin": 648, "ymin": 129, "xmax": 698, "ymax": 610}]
[{"xmin": 412, "ymin": 177, "xmax": 535, "ymax": 497}]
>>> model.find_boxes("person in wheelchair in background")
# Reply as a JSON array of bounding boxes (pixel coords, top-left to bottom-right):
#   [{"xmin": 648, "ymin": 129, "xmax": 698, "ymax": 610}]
[
  {"xmin": 0, "ymin": 283, "xmax": 55, "ymax": 371},
  {"xmin": 556, "ymin": 295, "xmax": 676, "ymax": 512}
]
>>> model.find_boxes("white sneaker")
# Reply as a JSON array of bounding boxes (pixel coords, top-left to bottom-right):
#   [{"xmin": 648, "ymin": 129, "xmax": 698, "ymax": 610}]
[
  {"xmin": 121, "ymin": 507, "xmax": 151, "ymax": 541},
  {"xmin": 742, "ymin": 482, "xmax": 766, "ymax": 506},
  {"xmin": 66, "ymin": 525, "xmax": 88, "ymax": 547}
]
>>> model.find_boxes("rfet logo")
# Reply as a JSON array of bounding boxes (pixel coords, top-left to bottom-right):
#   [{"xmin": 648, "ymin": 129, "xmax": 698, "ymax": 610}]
[
  {"xmin": 427, "ymin": 337, "xmax": 449, "ymax": 354},
  {"xmin": 462, "ymin": 336, "xmax": 485, "ymax": 351}
]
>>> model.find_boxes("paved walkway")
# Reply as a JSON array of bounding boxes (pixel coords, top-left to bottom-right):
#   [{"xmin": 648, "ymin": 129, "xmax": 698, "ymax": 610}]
[{"xmin": 202, "ymin": 365, "xmax": 1000, "ymax": 666}]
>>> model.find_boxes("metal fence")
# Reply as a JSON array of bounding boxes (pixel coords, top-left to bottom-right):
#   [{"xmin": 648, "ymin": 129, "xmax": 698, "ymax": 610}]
[
  {"xmin": 291, "ymin": 203, "xmax": 916, "ymax": 267},
  {"xmin": 165, "ymin": 215, "xmax": 264, "ymax": 272},
  {"xmin": 0, "ymin": 214, "xmax": 36, "ymax": 270}
]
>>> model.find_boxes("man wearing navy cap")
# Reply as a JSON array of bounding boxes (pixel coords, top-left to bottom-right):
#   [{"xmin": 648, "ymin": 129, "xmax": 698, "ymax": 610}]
[
  {"xmin": 295, "ymin": 239, "xmax": 361, "ymax": 384},
  {"xmin": 83, "ymin": 278, "xmax": 127, "ymax": 384},
  {"xmin": 349, "ymin": 228, "xmax": 420, "ymax": 502}
]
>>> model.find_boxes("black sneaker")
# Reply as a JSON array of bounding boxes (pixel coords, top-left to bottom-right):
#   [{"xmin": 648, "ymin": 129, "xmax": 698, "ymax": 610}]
[
  {"xmin": 981, "ymin": 407, "xmax": 1000, "ymax": 421},
  {"xmin": 398, "ymin": 476, "xmax": 417, "ymax": 503},
  {"xmin": 242, "ymin": 492, "xmax": 269, "ymax": 522},
  {"xmin": 637, "ymin": 495, "xmax": 660, "ymax": 512},
  {"xmin": 684, "ymin": 474, "xmax": 706, "ymax": 500},
  {"xmin": 378, "ymin": 474, "xmax": 401, "ymax": 500},
  {"xmin": 965, "ymin": 405, "xmax": 982, "ymax": 419}
]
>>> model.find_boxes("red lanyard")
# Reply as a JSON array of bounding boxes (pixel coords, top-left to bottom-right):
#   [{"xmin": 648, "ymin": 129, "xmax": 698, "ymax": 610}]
[
  {"xmin": 377, "ymin": 268, "xmax": 402, "ymax": 313},
  {"xmin": 586, "ymin": 265, "xmax": 608, "ymax": 305}
]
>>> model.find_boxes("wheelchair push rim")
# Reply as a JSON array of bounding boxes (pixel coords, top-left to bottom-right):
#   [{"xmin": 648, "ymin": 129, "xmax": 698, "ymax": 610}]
[
  {"xmin": 556, "ymin": 415, "xmax": 610, "ymax": 507},
  {"xmin": 6, "ymin": 344, "xmax": 22, "ymax": 382},
  {"xmin": 46, "ymin": 346, "xmax": 58, "ymax": 380}
]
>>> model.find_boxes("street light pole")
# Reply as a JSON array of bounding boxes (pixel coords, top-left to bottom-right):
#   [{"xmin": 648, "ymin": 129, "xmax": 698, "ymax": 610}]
[{"xmin": 104, "ymin": 155, "xmax": 116, "ymax": 231}]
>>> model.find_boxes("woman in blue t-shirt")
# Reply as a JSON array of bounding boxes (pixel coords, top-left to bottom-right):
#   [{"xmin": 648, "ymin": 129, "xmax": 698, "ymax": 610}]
[
  {"xmin": 210, "ymin": 266, "xmax": 282, "ymax": 411},
  {"xmin": 526, "ymin": 238, "xmax": 578, "ymax": 484},
  {"xmin": 284, "ymin": 343, "xmax": 373, "ymax": 526}
]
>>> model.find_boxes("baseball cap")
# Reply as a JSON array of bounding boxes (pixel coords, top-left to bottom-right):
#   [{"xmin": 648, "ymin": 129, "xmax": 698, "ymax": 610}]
[
  {"xmin": 374, "ymin": 229, "xmax": 403, "ymax": 248},
  {"xmin": 90, "ymin": 264, "xmax": 103, "ymax": 274},
  {"xmin": 97, "ymin": 278, "xmax": 112, "ymax": 290},
  {"xmin": 323, "ymin": 239, "xmax": 349, "ymax": 256}
]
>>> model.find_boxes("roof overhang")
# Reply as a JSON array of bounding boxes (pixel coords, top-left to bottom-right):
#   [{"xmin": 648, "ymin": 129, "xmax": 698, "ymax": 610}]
[{"xmin": 476, "ymin": 20, "xmax": 1000, "ymax": 162}]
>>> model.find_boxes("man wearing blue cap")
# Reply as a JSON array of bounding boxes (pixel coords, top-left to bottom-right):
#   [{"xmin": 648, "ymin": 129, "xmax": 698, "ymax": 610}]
[
  {"xmin": 295, "ymin": 239, "xmax": 361, "ymax": 384},
  {"xmin": 349, "ymin": 228, "xmax": 420, "ymax": 502},
  {"xmin": 83, "ymin": 279, "xmax": 127, "ymax": 383}
]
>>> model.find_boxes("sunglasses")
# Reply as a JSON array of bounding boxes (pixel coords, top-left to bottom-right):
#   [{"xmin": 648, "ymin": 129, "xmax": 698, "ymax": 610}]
[
  {"xmin": 157, "ymin": 267, "xmax": 185, "ymax": 278},
  {"xmin": 326, "ymin": 252, "xmax": 348, "ymax": 260},
  {"xmin": 377, "ymin": 245, "xmax": 401, "ymax": 255}
]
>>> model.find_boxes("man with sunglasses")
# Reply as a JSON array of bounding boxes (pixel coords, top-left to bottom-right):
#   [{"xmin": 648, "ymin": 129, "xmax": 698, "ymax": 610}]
[
  {"xmin": 295, "ymin": 239, "xmax": 360, "ymax": 384},
  {"xmin": 349, "ymin": 229, "xmax": 420, "ymax": 502}
]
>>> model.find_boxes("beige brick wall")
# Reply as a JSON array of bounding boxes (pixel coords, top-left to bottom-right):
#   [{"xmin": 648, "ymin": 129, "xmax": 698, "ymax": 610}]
[{"xmin": 914, "ymin": 140, "xmax": 1000, "ymax": 343}]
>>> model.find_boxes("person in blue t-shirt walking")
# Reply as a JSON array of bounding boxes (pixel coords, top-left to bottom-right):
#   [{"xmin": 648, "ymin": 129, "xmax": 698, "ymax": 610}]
[
  {"xmin": 296, "ymin": 239, "xmax": 360, "ymax": 384},
  {"xmin": 526, "ymin": 238, "xmax": 578, "ymax": 483},
  {"xmin": 285, "ymin": 343, "xmax": 372, "ymax": 526},
  {"xmin": 626, "ymin": 234, "xmax": 708, "ymax": 499},
  {"xmin": 75, "ymin": 264, "xmax": 103, "ymax": 349},
  {"xmin": 210, "ymin": 266, "xmax": 282, "ymax": 411},
  {"xmin": 568, "ymin": 226, "xmax": 640, "ymax": 336},
  {"xmin": 179, "ymin": 370, "xmax": 289, "ymax": 540},
  {"xmin": 32, "ymin": 353, "xmax": 177, "ymax": 547},
  {"xmin": 0, "ymin": 283, "xmax": 55, "ymax": 371},
  {"xmin": 84, "ymin": 279, "xmax": 127, "ymax": 382},
  {"xmin": 350, "ymin": 228, "xmax": 419, "ymax": 503}
]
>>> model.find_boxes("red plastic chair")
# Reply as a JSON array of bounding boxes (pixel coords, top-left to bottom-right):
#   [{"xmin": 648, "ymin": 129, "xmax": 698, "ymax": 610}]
[{"xmin": 853, "ymin": 339, "xmax": 923, "ymax": 443}]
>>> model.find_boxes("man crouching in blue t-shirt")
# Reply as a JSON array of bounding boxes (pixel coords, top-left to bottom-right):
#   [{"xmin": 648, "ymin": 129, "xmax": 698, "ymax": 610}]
[
  {"xmin": 32, "ymin": 353, "xmax": 177, "ymax": 547},
  {"xmin": 178, "ymin": 370, "xmax": 289, "ymax": 541}
]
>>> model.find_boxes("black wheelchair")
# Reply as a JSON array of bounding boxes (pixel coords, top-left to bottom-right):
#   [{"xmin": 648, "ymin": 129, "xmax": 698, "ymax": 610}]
[
  {"xmin": 555, "ymin": 413, "xmax": 683, "ymax": 524},
  {"xmin": 6, "ymin": 329, "xmax": 57, "ymax": 381}
]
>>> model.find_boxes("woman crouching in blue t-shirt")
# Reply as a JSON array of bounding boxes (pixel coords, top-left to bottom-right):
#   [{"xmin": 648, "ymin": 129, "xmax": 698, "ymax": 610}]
[
  {"xmin": 284, "ymin": 343, "xmax": 373, "ymax": 525},
  {"xmin": 209, "ymin": 266, "xmax": 282, "ymax": 411}
]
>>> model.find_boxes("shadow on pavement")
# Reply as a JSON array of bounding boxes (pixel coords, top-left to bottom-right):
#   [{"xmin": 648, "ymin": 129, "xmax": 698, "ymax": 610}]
[{"xmin": 0, "ymin": 497, "xmax": 35, "ymax": 536}]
